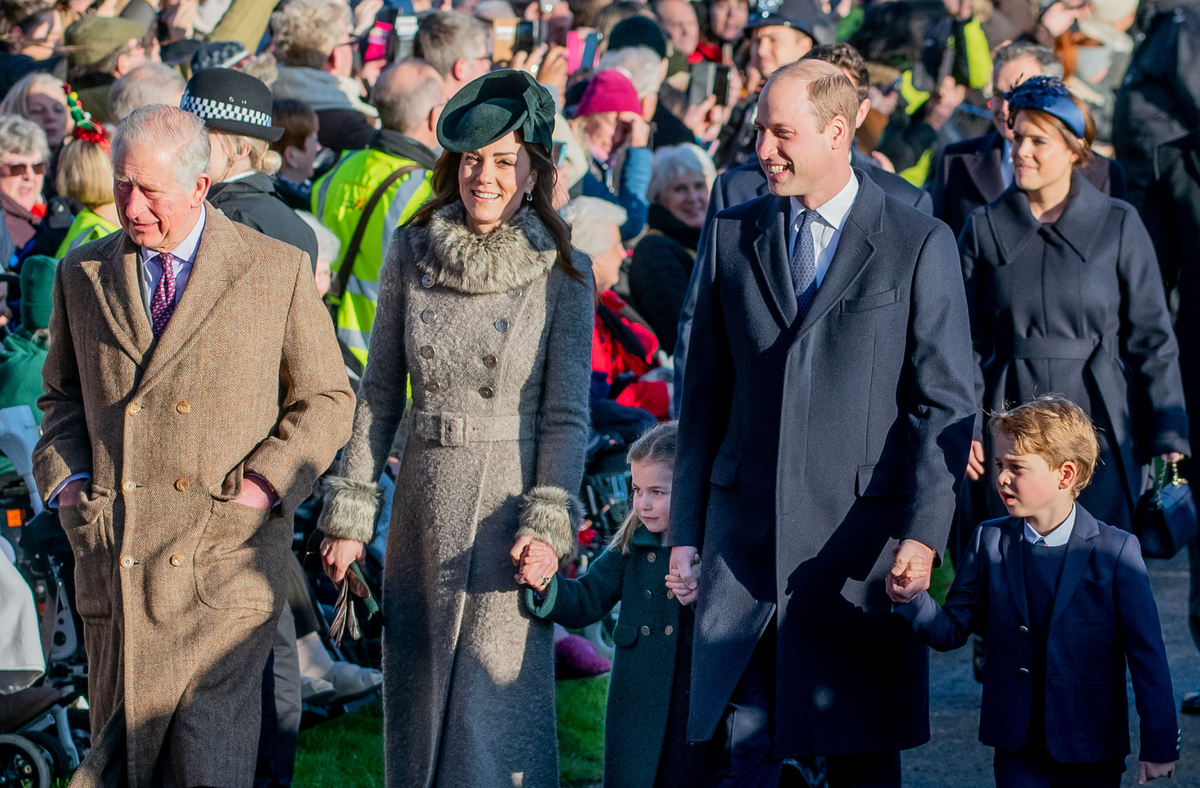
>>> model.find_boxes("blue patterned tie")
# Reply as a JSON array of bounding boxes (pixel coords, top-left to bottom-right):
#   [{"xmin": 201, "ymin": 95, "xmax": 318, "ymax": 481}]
[{"xmin": 791, "ymin": 209, "xmax": 818, "ymax": 318}]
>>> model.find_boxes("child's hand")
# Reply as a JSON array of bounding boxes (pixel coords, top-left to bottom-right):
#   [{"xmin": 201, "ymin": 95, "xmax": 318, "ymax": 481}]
[
  {"xmin": 884, "ymin": 571, "xmax": 912, "ymax": 605},
  {"xmin": 665, "ymin": 552, "xmax": 701, "ymax": 605},
  {"xmin": 513, "ymin": 538, "xmax": 558, "ymax": 593},
  {"xmin": 888, "ymin": 541, "xmax": 933, "ymax": 603},
  {"xmin": 1139, "ymin": 760, "xmax": 1175, "ymax": 784}
]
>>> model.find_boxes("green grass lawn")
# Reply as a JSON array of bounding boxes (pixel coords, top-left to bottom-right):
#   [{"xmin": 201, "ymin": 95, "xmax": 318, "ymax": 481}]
[{"xmin": 292, "ymin": 676, "xmax": 609, "ymax": 788}]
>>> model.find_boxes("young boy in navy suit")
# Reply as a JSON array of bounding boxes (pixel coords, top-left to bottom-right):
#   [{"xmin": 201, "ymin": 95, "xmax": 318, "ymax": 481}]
[{"xmin": 888, "ymin": 395, "xmax": 1180, "ymax": 787}]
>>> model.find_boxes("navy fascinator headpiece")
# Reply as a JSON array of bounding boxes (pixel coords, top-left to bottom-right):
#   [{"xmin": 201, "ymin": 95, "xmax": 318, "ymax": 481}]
[{"xmin": 1004, "ymin": 75, "xmax": 1087, "ymax": 140}]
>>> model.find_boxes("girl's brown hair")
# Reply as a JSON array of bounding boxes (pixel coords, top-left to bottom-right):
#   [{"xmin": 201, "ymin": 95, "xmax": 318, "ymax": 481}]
[
  {"xmin": 1010, "ymin": 95, "xmax": 1096, "ymax": 170},
  {"xmin": 406, "ymin": 134, "xmax": 583, "ymax": 283},
  {"xmin": 609, "ymin": 421, "xmax": 678, "ymax": 554}
]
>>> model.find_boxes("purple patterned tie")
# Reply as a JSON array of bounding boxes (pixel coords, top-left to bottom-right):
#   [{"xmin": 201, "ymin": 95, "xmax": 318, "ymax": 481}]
[{"xmin": 150, "ymin": 252, "xmax": 176, "ymax": 337}]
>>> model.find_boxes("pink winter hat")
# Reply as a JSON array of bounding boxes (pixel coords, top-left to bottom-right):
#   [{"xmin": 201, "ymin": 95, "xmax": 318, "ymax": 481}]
[{"xmin": 575, "ymin": 70, "xmax": 642, "ymax": 117}]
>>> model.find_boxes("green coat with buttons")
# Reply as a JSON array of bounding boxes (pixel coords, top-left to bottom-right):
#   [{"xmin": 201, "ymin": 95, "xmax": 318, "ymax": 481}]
[{"xmin": 525, "ymin": 524, "xmax": 683, "ymax": 788}]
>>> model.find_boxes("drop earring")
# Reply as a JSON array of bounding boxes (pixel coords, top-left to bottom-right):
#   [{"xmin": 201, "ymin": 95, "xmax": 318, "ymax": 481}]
[{"xmin": 525, "ymin": 190, "xmax": 533, "ymax": 202}]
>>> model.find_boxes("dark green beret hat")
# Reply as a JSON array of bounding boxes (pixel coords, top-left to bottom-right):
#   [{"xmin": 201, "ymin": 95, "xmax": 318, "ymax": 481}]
[{"xmin": 437, "ymin": 70, "xmax": 556, "ymax": 155}]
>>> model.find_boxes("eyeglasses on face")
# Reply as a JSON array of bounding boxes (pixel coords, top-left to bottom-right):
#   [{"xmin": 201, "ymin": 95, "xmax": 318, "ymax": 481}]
[{"xmin": 0, "ymin": 162, "xmax": 46, "ymax": 177}]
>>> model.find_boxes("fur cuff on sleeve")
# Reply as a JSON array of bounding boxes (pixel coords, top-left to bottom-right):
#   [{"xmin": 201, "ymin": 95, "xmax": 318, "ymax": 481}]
[
  {"xmin": 316, "ymin": 476, "xmax": 384, "ymax": 543},
  {"xmin": 517, "ymin": 486, "xmax": 583, "ymax": 560}
]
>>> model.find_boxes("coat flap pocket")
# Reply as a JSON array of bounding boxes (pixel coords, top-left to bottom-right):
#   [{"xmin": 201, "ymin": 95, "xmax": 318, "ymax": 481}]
[
  {"xmin": 612, "ymin": 623, "xmax": 639, "ymax": 647},
  {"xmin": 710, "ymin": 454, "xmax": 738, "ymax": 487},
  {"xmin": 842, "ymin": 289, "xmax": 900, "ymax": 313},
  {"xmin": 856, "ymin": 464, "xmax": 909, "ymax": 497}
]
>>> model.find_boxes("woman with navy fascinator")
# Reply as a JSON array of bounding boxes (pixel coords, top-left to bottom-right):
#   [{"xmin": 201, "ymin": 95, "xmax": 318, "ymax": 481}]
[{"xmin": 959, "ymin": 75, "xmax": 1190, "ymax": 531}]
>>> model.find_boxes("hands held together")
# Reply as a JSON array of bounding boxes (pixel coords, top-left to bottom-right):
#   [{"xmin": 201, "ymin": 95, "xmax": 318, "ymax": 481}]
[{"xmin": 884, "ymin": 539, "xmax": 937, "ymax": 605}]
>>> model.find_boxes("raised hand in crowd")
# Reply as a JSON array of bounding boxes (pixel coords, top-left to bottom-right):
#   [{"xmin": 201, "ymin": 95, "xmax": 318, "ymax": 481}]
[
  {"xmin": 682, "ymin": 95, "xmax": 723, "ymax": 145},
  {"xmin": 1039, "ymin": 0, "xmax": 1093, "ymax": 37},
  {"xmin": 511, "ymin": 536, "xmax": 560, "ymax": 593},
  {"xmin": 619, "ymin": 109, "xmax": 651, "ymax": 149}
]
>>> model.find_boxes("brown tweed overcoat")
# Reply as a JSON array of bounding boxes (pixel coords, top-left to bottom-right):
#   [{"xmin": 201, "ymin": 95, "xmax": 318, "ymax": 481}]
[
  {"xmin": 318, "ymin": 203, "xmax": 594, "ymax": 788},
  {"xmin": 32, "ymin": 206, "xmax": 355, "ymax": 788}
]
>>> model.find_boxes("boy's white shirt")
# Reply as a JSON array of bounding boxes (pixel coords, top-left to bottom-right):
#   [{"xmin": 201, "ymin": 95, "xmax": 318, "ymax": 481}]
[{"xmin": 1022, "ymin": 503, "xmax": 1077, "ymax": 546}]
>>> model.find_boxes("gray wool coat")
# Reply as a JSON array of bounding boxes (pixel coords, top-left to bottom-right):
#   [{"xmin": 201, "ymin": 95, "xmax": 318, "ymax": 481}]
[{"xmin": 318, "ymin": 202, "xmax": 594, "ymax": 788}]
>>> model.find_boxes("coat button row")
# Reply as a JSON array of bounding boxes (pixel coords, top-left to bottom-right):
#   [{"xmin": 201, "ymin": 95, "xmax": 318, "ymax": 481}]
[
  {"xmin": 646, "ymin": 553, "xmax": 656, "ymax": 563},
  {"xmin": 479, "ymin": 386, "xmax": 494, "ymax": 399},
  {"xmin": 667, "ymin": 589, "xmax": 675, "ymax": 600},
  {"xmin": 420, "ymin": 346, "xmax": 435, "ymax": 359},
  {"xmin": 641, "ymin": 625, "xmax": 650, "ymax": 636},
  {"xmin": 494, "ymin": 318, "xmax": 509, "ymax": 333},
  {"xmin": 421, "ymin": 273, "xmax": 435, "ymax": 288},
  {"xmin": 1019, "ymin": 625, "xmax": 1029, "ymax": 634},
  {"xmin": 120, "ymin": 556, "xmax": 134, "ymax": 568},
  {"xmin": 1018, "ymin": 667, "xmax": 1030, "ymax": 676},
  {"xmin": 507, "ymin": 289, "xmax": 523, "ymax": 300},
  {"xmin": 644, "ymin": 589, "xmax": 652, "ymax": 598},
  {"xmin": 426, "ymin": 380, "xmax": 440, "ymax": 393},
  {"xmin": 483, "ymin": 354, "xmax": 498, "ymax": 369},
  {"xmin": 127, "ymin": 402, "xmax": 141, "ymax": 415},
  {"xmin": 176, "ymin": 401, "xmax": 190, "ymax": 414},
  {"xmin": 122, "ymin": 481, "xmax": 136, "ymax": 492},
  {"xmin": 175, "ymin": 478, "xmax": 189, "ymax": 492},
  {"xmin": 664, "ymin": 625, "xmax": 674, "ymax": 636},
  {"xmin": 421, "ymin": 309, "xmax": 436, "ymax": 324},
  {"xmin": 169, "ymin": 554, "xmax": 183, "ymax": 567}
]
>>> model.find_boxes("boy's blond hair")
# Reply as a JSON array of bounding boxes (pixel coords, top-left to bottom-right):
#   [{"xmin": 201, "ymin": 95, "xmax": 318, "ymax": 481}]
[{"xmin": 988, "ymin": 395, "xmax": 1099, "ymax": 497}]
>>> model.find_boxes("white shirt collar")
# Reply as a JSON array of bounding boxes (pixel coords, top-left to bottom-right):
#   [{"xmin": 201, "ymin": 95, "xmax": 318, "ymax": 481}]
[
  {"xmin": 141, "ymin": 205, "xmax": 206, "ymax": 265},
  {"xmin": 1023, "ymin": 503, "xmax": 1077, "ymax": 546},
  {"xmin": 789, "ymin": 172, "xmax": 859, "ymax": 235}
]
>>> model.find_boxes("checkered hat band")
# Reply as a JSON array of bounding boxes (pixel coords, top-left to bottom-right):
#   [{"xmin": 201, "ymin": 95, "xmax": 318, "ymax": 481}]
[{"xmin": 181, "ymin": 91, "xmax": 272, "ymax": 129}]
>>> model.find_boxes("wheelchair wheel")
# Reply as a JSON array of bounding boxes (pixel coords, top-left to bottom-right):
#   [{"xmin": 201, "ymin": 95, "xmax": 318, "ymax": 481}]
[
  {"xmin": 582, "ymin": 602, "xmax": 619, "ymax": 662},
  {"xmin": 0, "ymin": 733, "xmax": 51, "ymax": 788},
  {"xmin": 19, "ymin": 732, "xmax": 68, "ymax": 781}
]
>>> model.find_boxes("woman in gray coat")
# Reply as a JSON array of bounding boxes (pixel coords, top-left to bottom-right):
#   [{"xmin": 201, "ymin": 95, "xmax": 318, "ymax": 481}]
[
  {"xmin": 962, "ymin": 77, "xmax": 1189, "ymax": 530},
  {"xmin": 316, "ymin": 70, "xmax": 594, "ymax": 788}
]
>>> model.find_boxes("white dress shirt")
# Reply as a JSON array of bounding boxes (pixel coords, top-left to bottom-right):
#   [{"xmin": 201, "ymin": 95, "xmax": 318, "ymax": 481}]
[
  {"xmin": 1000, "ymin": 139, "xmax": 1014, "ymax": 190},
  {"xmin": 139, "ymin": 206, "xmax": 206, "ymax": 311},
  {"xmin": 1023, "ymin": 503, "xmax": 1077, "ymax": 546},
  {"xmin": 787, "ymin": 173, "xmax": 860, "ymax": 290}
]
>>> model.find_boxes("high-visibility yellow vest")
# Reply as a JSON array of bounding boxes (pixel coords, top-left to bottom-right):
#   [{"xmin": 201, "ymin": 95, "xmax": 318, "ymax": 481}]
[
  {"xmin": 57, "ymin": 209, "xmax": 120, "ymax": 258},
  {"xmin": 313, "ymin": 148, "xmax": 433, "ymax": 365}
]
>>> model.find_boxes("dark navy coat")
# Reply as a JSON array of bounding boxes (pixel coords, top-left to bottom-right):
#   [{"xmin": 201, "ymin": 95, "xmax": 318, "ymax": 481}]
[
  {"xmin": 669, "ymin": 170, "xmax": 976, "ymax": 754},
  {"xmin": 895, "ymin": 507, "xmax": 1180, "ymax": 764},
  {"xmin": 932, "ymin": 130, "xmax": 1126, "ymax": 239},
  {"xmin": 960, "ymin": 173, "xmax": 1190, "ymax": 529}
]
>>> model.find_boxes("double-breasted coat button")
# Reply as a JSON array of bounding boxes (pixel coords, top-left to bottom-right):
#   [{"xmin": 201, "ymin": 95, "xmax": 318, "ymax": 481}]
[
  {"xmin": 421, "ymin": 308, "xmax": 436, "ymax": 324},
  {"xmin": 483, "ymin": 354, "xmax": 498, "ymax": 369},
  {"xmin": 1018, "ymin": 667, "xmax": 1030, "ymax": 676},
  {"xmin": 479, "ymin": 386, "xmax": 494, "ymax": 399},
  {"xmin": 640, "ymin": 625, "xmax": 650, "ymax": 636},
  {"xmin": 647, "ymin": 552, "xmax": 656, "ymax": 563},
  {"xmin": 507, "ymin": 289, "xmax": 523, "ymax": 299},
  {"xmin": 420, "ymin": 346, "xmax": 435, "ymax": 359},
  {"xmin": 644, "ymin": 589, "xmax": 652, "ymax": 598},
  {"xmin": 176, "ymin": 401, "xmax": 190, "ymax": 414},
  {"xmin": 175, "ymin": 478, "xmax": 189, "ymax": 492},
  {"xmin": 120, "ymin": 556, "xmax": 134, "ymax": 568},
  {"xmin": 421, "ymin": 273, "xmax": 435, "ymax": 288},
  {"xmin": 494, "ymin": 317, "xmax": 509, "ymax": 333},
  {"xmin": 426, "ymin": 380, "xmax": 440, "ymax": 393},
  {"xmin": 1019, "ymin": 625, "xmax": 1029, "ymax": 634},
  {"xmin": 667, "ymin": 589, "xmax": 675, "ymax": 600},
  {"xmin": 169, "ymin": 554, "xmax": 183, "ymax": 567},
  {"xmin": 127, "ymin": 402, "xmax": 141, "ymax": 416},
  {"xmin": 122, "ymin": 481, "xmax": 136, "ymax": 492},
  {"xmin": 665, "ymin": 625, "xmax": 674, "ymax": 636}
]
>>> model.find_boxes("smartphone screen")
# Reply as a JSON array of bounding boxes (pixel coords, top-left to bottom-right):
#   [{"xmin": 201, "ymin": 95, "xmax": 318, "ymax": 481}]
[
  {"xmin": 713, "ymin": 64, "xmax": 731, "ymax": 106},
  {"xmin": 580, "ymin": 31, "xmax": 599, "ymax": 71},
  {"xmin": 552, "ymin": 141, "xmax": 567, "ymax": 168},
  {"xmin": 394, "ymin": 15, "xmax": 418, "ymax": 61},
  {"xmin": 688, "ymin": 61, "xmax": 716, "ymax": 106},
  {"xmin": 514, "ymin": 20, "xmax": 536, "ymax": 55}
]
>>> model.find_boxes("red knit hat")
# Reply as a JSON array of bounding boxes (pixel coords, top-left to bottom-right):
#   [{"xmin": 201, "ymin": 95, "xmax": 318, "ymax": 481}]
[{"xmin": 575, "ymin": 70, "xmax": 642, "ymax": 117}]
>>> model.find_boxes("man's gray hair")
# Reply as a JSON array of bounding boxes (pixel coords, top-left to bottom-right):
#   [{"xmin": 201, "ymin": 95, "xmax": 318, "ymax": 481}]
[
  {"xmin": 566, "ymin": 196, "xmax": 627, "ymax": 260},
  {"xmin": 413, "ymin": 12, "xmax": 490, "ymax": 79},
  {"xmin": 993, "ymin": 42, "xmax": 1063, "ymax": 80},
  {"xmin": 597, "ymin": 45, "xmax": 664, "ymax": 98},
  {"xmin": 0, "ymin": 114, "xmax": 49, "ymax": 160},
  {"xmin": 647, "ymin": 143, "xmax": 717, "ymax": 204},
  {"xmin": 373, "ymin": 59, "xmax": 445, "ymax": 134},
  {"xmin": 108, "ymin": 63, "xmax": 188, "ymax": 124},
  {"xmin": 113, "ymin": 105, "xmax": 210, "ymax": 188}
]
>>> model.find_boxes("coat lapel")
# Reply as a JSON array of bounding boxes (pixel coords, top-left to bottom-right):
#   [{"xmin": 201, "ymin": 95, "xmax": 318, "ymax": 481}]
[
  {"xmin": 136, "ymin": 206, "xmax": 241, "ymax": 396},
  {"xmin": 985, "ymin": 186, "xmax": 1041, "ymax": 266},
  {"xmin": 82, "ymin": 232, "xmax": 154, "ymax": 366},
  {"xmin": 795, "ymin": 170, "xmax": 878, "ymax": 338},
  {"xmin": 1048, "ymin": 173, "xmax": 1108, "ymax": 262},
  {"xmin": 751, "ymin": 195, "xmax": 798, "ymax": 326},
  {"xmin": 1001, "ymin": 518, "xmax": 1030, "ymax": 625},
  {"xmin": 966, "ymin": 132, "xmax": 1008, "ymax": 205},
  {"xmin": 1048, "ymin": 506, "xmax": 1099, "ymax": 629}
]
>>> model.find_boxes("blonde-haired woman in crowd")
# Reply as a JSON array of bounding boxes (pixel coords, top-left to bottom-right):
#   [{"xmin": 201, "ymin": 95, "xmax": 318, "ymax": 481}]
[
  {"xmin": 180, "ymin": 68, "xmax": 319, "ymax": 267},
  {"xmin": 55, "ymin": 113, "xmax": 118, "ymax": 257}
]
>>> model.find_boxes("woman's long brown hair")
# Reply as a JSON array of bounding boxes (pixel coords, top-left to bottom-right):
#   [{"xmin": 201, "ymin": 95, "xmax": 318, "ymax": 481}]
[{"xmin": 406, "ymin": 134, "xmax": 584, "ymax": 284}]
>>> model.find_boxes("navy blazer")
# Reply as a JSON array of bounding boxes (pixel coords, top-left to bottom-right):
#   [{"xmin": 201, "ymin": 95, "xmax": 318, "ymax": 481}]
[
  {"xmin": 895, "ymin": 507, "xmax": 1180, "ymax": 764},
  {"xmin": 669, "ymin": 169, "xmax": 976, "ymax": 755},
  {"xmin": 671, "ymin": 154, "xmax": 932, "ymax": 399},
  {"xmin": 931, "ymin": 130, "xmax": 1126, "ymax": 239}
]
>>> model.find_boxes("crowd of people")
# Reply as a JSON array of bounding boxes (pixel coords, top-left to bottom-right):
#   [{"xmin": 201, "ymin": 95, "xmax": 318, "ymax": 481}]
[{"xmin": 0, "ymin": 0, "xmax": 1199, "ymax": 783}]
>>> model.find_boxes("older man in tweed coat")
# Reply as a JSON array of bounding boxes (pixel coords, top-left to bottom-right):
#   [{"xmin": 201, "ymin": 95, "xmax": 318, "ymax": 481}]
[{"xmin": 32, "ymin": 105, "xmax": 354, "ymax": 788}]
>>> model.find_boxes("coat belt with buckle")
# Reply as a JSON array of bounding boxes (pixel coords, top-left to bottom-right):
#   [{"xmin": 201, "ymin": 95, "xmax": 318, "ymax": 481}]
[{"xmin": 411, "ymin": 410, "xmax": 538, "ymax": 447}]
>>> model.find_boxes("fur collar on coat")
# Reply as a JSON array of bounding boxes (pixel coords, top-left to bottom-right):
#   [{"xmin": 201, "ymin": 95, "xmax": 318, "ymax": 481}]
[{"xmin": 411, "ymin": 202, "xmax": 559, "ymax": 295}]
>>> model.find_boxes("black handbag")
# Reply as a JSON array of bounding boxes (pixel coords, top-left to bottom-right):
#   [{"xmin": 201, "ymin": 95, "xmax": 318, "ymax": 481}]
[{"xmin": 1134, "ymin": 460, "xmax": 1198, "ymax": 559}]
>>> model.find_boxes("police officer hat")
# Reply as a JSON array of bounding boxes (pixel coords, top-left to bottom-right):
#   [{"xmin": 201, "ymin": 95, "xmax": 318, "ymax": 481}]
[
  {"xmin": 437, "ymin": 70, "xmax": 556, "ymax": 155},
  {"xmin": 746, "ymin": 0, "xmax": 824, "ymax": 41},
  {"xmin": 180, "ymin": 68, "xmax": 284, "ymax": 143}
]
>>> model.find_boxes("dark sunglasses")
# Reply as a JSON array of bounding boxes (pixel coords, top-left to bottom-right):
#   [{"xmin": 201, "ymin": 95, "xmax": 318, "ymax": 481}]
[{"xmin": 0, "ymin": 162, "xmax": 45, "ymax": 177}]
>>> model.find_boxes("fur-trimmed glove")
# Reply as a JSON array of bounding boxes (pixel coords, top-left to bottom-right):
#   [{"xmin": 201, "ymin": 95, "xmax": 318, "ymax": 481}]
[
  {"xmin": 516, "ymin": 486, "xmax": 584, "ymax": 559},
  {"xmin": 317, "ymin": 477, "xmax": 384, "ymax": 544}
]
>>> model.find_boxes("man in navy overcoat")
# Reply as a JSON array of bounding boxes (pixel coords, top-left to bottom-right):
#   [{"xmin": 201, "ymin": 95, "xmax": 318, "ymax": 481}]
[{"xmin": 668, "ymin": 59, "xmax": 976, "ymax": 787}]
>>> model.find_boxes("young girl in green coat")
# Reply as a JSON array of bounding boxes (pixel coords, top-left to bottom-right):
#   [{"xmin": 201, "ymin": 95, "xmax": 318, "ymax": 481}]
[{"xmin": 513, "ymin": 421, "xmax": 714, "ymax": 788}]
